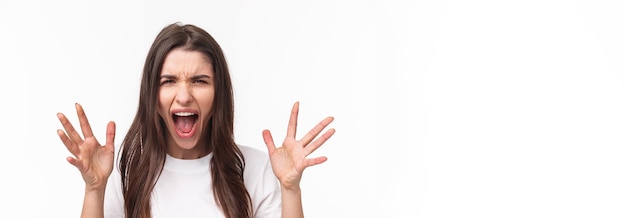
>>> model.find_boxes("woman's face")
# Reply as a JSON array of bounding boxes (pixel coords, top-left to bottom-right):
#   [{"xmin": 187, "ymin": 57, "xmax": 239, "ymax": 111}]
[{"xmin": 157, "ymin": 48, "xmax": 215, "ymax": 159}]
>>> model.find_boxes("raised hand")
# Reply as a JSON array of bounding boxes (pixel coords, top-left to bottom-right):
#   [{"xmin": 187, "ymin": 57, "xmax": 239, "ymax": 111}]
[
  {"xmin": 262, "ymin": 101, "xmax": 335, "ymax": 190},
  {"xmin": 57, "ymin": 103, "xmax": 116, "ymax": 191}
]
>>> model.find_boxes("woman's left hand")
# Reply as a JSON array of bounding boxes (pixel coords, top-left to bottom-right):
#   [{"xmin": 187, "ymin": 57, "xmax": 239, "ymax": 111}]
[{"xmin": 262, "ymin": 101, "xmax": 335, "ymax": 190}]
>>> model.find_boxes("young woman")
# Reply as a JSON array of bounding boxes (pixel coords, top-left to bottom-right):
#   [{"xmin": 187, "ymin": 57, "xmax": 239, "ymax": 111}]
[{"xmin": 56, "ymin": 22, "xmax": 335, "ymax": 218}]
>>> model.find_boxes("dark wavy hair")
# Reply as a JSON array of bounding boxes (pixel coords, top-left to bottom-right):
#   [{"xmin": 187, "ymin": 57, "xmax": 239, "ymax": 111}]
[{"xmin": 118, "ymin": 22, "xmax": 252, "ymax": 218}]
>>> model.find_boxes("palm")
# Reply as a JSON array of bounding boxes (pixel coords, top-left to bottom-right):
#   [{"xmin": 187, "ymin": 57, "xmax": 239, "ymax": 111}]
[
  {"xmin": 73, "ymin": 137, "xmax": 114, "ymax": 188},
  {"xmin": 57, "ymin": 103, "xmax": 116, "ymax": 191},
  {"xmin": 263, "ymin": 102, "xmax": 335, "ymax": 190}
]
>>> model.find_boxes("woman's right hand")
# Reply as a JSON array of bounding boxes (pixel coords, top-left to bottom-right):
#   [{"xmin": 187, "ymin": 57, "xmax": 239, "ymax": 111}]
[{"xmin": 57, "ymin": 103, "xmax": 116, "ymax": 191}]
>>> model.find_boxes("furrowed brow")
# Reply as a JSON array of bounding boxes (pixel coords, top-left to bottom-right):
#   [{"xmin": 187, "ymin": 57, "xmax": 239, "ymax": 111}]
[
  {"xmin": 191, "ymin": 75, "xmax": 211, "ymax": 80},
  {"xmin": 160, "ymin": 75, "xmax": 177, "ymax": 80}
]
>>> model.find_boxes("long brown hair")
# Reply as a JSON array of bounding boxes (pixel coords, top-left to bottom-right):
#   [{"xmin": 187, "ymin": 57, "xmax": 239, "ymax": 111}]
[{"xmin": 119, "ymin": 22, "xmax": 252, "ymax": 218}]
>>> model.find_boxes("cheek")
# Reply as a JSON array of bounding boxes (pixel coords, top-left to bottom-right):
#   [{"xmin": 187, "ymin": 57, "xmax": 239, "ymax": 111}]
[
  {"xmin": 202, "ymin": 92, "xmax": 215, "ymax": 106},
  {"xmin": 157, "ymin": 90, "xmax": 172, "ymax": 117},
  {"xmin": 196, "ymin": 89, "xmax": 215, "ymax": 114}
]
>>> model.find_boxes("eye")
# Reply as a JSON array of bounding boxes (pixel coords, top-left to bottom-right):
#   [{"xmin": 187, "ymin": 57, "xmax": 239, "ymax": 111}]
[
  {"xmin": 193, "ymin": 79, "xmax": 209, "ymax": 84},
  {"xmin": 161, "ymin": 79, "xmax": 175, "ymax": 85}
]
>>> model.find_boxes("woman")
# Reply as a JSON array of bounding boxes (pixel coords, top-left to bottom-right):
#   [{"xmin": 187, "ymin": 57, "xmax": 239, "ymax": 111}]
[{"xmin": 56, "ymin": 22, "xmax": 335, "ymax": 218}]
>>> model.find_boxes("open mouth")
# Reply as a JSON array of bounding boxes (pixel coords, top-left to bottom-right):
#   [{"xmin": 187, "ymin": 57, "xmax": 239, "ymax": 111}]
[{"xmin": 172, "ymin": 112, "xmax": 198, "ymax": 137}]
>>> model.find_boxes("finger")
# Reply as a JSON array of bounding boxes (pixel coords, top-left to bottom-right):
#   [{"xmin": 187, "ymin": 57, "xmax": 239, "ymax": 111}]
[
  {"xmin": 305, "ymin": 128, "xmax": 335, "ymax": 155},
  {"xmin": 105, "ymin": 121, "xmax": 116, "ymax": 152},
  {"xmin": 262, "ymin": 129, "xmax": 276, "ymax": 154},
  {"xmin": 57, "ymin": 129, "xmax": 79, "ymax": 156},
  {"xmin": 300, "ymin": 116, "xmax": 334, "ymax": 145},
  {"xmin": 57, "ymin": 112, "xmax": 84, "ymax": 144},
  {"xmin": 75, "ymin": 103, "xmax": 95, "ymax": 139},
  {"xmin": 286, "ymin": 101, "xmax": 299, "ymax": 139},
  {"xmin": 305, "ymin": 156, "xmax": 328, "ymax": 168},
  {"xmin": 66, "ymin": 156, "xmax": 84, "ymax": 172}
]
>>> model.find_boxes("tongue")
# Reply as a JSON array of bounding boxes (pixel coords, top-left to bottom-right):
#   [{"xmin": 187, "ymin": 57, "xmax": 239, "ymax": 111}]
[{"xmin": 176, "ymin": 116, "xmax": 195, "ymax": 133}]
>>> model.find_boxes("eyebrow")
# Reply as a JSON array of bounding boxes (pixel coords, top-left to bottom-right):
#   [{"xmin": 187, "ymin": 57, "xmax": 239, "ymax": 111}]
[
  {"xmin": 192, "ymin": 75, "xmax": 211, "ymax": 80},
  {"xmin": 159, "ymin": 74, "xmax": 212, "ymax": 80}
]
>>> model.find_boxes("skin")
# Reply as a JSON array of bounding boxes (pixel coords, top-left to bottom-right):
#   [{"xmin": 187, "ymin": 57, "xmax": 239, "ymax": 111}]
[
  {"xmin": 263, "ymin": 101, "xmax": 336, "ymax": 217},
  {"xmin": 158, "ymin": 49, "xmax": 214, "ymax": 159},
  {"xmin": 57, "ymin": 49, "xmax": 336, "ymax": 218},
  {"xmin": 56, "ymin": 104, "xmax": 115, "ymax": 217}
]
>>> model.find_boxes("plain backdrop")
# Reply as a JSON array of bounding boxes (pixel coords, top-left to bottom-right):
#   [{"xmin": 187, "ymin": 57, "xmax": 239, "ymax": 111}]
[{"xmin": 1, "ymin": 0, "xmax": 625, "ymax": 217}]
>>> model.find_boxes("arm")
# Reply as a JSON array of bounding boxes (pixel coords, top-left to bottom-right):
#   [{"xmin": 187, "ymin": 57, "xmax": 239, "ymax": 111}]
[
  {"xmin": 80, "ymin": 188, "xmax": 106, "ymax": 218},
  {"xmin": 262, "ymin": 101, "xmax": 335, "ymax": 218},
  {"xmin": 279, "ymin": 187, "xmax": 303, "ymax": 218},
  {"xmin": 57, "ymin": 103, "xmax": 116, "ymax": 218}
]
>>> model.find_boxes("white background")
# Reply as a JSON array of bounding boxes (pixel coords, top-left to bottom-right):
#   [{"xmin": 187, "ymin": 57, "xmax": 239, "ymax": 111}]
[{"xmin": 1, "ymin": 0, "xmax": 625, "ymax": 217}]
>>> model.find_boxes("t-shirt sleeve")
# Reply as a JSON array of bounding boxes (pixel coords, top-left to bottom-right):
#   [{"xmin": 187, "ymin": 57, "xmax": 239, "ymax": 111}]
[
  {"xmin": 253, "ymin": 160, "xmax": 282, "ymax": 218},
  {"xmin": 242, "ymin": 146, "xmax": 282, "ymax": 218}
]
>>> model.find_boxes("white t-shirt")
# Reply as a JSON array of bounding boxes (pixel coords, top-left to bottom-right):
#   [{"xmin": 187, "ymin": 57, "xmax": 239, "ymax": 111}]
[{"xmin": 104, "ymin": 145, "xmax": 282, "ymax": 218}]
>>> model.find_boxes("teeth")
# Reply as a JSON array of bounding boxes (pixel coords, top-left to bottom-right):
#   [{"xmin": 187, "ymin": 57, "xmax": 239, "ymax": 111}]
[{"xmin": 174, "ymin": 112, "xmax": 195, "ymax": 116}]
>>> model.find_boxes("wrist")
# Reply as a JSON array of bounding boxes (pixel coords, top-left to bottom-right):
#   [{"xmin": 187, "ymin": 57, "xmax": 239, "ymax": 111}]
[
  {"xmin": 281, "ymin": 184, "xmax": 301, "ymax": 193},
  {"xmin": 83, "ymin": 185, "xmax": 106, "ymax": 204},
  {"xmin": 278, "ymin": 174, "xmax": 302, "ymax": 191},
  {"xmin": 84, "ymin": 184, "xmax": 107, "ymax": 194}
]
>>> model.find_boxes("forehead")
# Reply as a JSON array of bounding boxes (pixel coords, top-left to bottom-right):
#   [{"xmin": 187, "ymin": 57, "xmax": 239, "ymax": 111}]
[{"xmin": 161, "ymin": 48, "xmax": 214, "ymax": 76}]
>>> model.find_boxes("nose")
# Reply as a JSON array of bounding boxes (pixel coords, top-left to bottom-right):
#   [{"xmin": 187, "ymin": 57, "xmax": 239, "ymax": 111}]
[{"xmin": 175, "ymin": 82, "xmax": 193, "ymax": 105}]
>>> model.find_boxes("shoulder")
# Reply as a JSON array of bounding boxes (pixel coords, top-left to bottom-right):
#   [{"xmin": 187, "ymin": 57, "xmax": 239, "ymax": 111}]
[
  {"xmin": 238, "ymin": 144, "xmax": 270, "ymax": 164},
  {"xmin": 237, "ymin": 144, "xmax": 273, "ymax": 177},
  {"xmin": 237, "ymin": 146, "xmax": 281, "ymax": 215}
]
